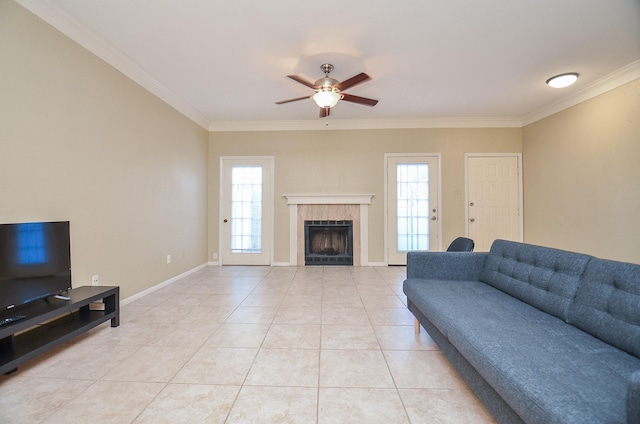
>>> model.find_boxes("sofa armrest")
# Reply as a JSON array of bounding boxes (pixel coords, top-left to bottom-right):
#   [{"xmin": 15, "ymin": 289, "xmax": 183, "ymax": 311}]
[
  {"xmin": 628, "ymin": 370, "xmax": 640, "ymax": 423},
  {"xmin": 406, "ymin": 251, "xmax": 488, "ymax": 281}
]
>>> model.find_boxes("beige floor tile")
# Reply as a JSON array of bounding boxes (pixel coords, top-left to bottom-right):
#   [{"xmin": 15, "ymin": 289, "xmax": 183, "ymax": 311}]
[
  {"xmin": 171, "ymin": 347, "xmax": 257, "ymax": 385},
  {"xmin": 321, "ymin": 294, "xmax": 364, "ymax": 308},
  {"xmin": 42, "ymin": 380, "xmax": 165, "ymax": 424},
  {"xmin": 204, "ymin": 323, "xmax": 270, "ymax": 348},
  {"xmin": 321, "ymin": 306, "xmax": 370, "ymax": 325},
  {"xmin": 280, "ymin": 293, "xmax": 323, "ymax": 307},
  {"xmin": 366, "ymin": 307, "xmax": 416, "ymax": 325},
  {"xmin": 360, "ymin": 294, "xmax": 407, "ymax": 309},
  {"xmin": 102, "ymin": 345, "xmax": 197, "ymax": 382},
  {"xmin": 214, "ymin": 283, "xmax": 259, "ymax": 295},
  {"xmin": 225, "ymin": 306, "xmax": 278, "ymax": 324},
  {"xmin": 226, "ymin": 386, "xmax": 318, "ymax": 424},
  {"xmin": 1, "ymin": 266, "xmax": 502, "ymax": 424},
  {"xmin": 245, "ymin": 348, "xmax": 319, "ymax": 387},
  {"xmin": 273, "ymin": 305, "xmax": 322, "ymax": 324},
  {"xmin": 321, "ymin": 324, "xmax": 380, "ymax": 350},
  {"xmin": 356, "ymin": 284, "xmax": 397, "ymax": 296},
  {"xmin": 262, "ymin": 324, "xmax": 321, "ymax": 349},
  {"xmin": 240, "ymin": 293, "xmax": 285, "ymax": 307},
  {"xmin": 175, "ymin": 305, "xmax": 236, "ymax": 323},
  {"xmin": 148, "ymin": 322, "xmax": 219, "ymax": 347},
  {"xmin": 183, "ymin": 283, "xmax": 219, "ymax": 295},
  {"xmin": 0, "ymin": 376, "xmax": 93, "ymax": 423},
  {"xmin": 319, "ymin": 388, "xmax": 410, "ymax": 424},
  {"xmin": 384, "ymin": 350, "xmax": 468, "ymax": 389},
  {"xmin": 199, "ymin": 293, "xmax": 247, "ymax": 307},
  {"xmin": 133, "ymin": 384, "xmax": 241, "ymax": 424},
  {"xmin": 374, "ymin": 325, "xmax": 438, "ymax": 350},
  {"xmin": 399, "ymin": 388, "xmax": 497, "ymax": 424},
  {"xmin": 320, "ymin": 349, "xmax": 394, "ymax": 388}
]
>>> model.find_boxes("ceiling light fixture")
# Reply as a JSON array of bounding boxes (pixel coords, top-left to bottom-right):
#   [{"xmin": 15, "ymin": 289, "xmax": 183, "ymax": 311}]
[
  {"xmin": 312, "ymin": 89, "xmax": 341, "ymax": 108},
  {"xmin": 546, "ymin": 73, "xmax": 579, "ymax": 88}
]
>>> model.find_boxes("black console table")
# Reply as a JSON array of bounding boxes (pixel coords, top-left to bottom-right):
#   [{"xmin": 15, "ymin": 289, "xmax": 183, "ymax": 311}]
[{"xmin": 0, "ymin": 286, "xmax": 119, "ymax": 374}]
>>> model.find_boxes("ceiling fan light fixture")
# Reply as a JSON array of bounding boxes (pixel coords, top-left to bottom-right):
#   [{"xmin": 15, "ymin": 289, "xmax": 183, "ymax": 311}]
[
  {"xmin": 546, "ymin": 73, "xmax": 579, "ymax": 88},
  {"xmin": 313, "ymin": 90, "xmax": 341, "ymax": 108}
]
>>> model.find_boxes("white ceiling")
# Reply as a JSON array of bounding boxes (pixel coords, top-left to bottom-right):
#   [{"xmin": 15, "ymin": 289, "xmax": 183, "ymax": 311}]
[{"xmin": 17, "ymin": 0, "xmax": 640, "ymax": 130}]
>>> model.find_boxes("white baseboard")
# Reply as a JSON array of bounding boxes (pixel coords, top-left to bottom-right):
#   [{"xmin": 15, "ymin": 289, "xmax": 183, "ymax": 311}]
[
  {"xmin": 272, "ymin": 262, "xmax": 291, "ymax": 267},
  {"xmin": 365, "ymin": 262, "xmax": 387, "ymax": 267},
  {"xmin": 207, "ymin": 261, "xmax": 220, "ymax": 266},
  {"xmin": 120, "ymin": 263, "xmax": 208, "ymax": 306}
]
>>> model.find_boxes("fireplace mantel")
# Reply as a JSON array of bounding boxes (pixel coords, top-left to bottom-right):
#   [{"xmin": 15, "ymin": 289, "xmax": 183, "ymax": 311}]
[
  {"xmin": 284, "ymin": 194, "xmax": 374, "ymax": 205},
  {"xmin": 284, "ymin": 194, "xmax": 374, "ymax": 266}
]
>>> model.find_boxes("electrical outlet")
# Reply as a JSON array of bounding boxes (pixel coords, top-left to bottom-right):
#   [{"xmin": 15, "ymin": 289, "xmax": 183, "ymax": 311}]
[
  {"xmin": 166, "ymin": 254, "xmax": 171, "ymax": 264},
  {"xmin": 92, "ymin": 275, "xmax": 99, "ymax": 286},
  {"xmin": 213, "ymin": 253, "xmax": 218, "ymax": 260}
]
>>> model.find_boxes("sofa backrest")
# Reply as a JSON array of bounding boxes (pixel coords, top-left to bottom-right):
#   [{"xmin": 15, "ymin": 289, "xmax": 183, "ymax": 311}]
[
  {"xmin": 480, "ymin": 240, "xmax": 592, "ymax": 321},
  {"xmin": 567, "ymin": 257, "xmax": 640, "ymax": 358}
]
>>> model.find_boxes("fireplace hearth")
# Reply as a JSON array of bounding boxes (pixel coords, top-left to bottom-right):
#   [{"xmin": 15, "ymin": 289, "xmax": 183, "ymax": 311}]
[{"xmin": 304, "ymin": 220, "xmax": 353, "ymax": 265}]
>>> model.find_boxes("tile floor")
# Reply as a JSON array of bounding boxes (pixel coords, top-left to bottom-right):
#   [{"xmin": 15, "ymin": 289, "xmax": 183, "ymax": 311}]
[{"xmin": 0, "ymin": 266, "xmax": 496, "ymax": 423}]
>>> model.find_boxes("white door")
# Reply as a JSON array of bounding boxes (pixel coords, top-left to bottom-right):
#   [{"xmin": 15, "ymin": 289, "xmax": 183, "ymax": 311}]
[
  {"xmin": 387, "ymin": 155, "xmax": 440, "ymax": 265},
  {"xmin": 466, "ymin": 155, "xmax": 522, "ymax": 252},
  {"xmin": 220, "ymin": 157, "xmax": 273, "ymax": 265}
]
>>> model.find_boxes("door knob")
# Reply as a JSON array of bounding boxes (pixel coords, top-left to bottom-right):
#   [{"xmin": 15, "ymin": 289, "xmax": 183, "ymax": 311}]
[
  {"xmin": 223, "ymin": 219, "xmax": 228, "ymax": 223},
  {"xmin": 431, "ymin": 216, "xmax": 437, "ymax": 221},
  {"xmin": 469, "ymin": 218, "xmax": 475, "ymax": 222}
]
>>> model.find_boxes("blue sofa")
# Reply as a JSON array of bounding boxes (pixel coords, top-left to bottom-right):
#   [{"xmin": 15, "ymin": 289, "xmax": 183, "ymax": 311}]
[{"xmin": 403, "ymin": 239, "xmax": 640, "ymax": 424}]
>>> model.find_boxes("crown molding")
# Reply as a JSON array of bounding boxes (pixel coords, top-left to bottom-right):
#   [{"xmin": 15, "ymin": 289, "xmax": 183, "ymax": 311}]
[
  {"xmin": 208, "ymin": 117, "xmax": 523, "ymax": 132},
  {"xmin": 16, "ymin": 0, "xmax": 211, "ymax": 129},
  {"xmin": 522, "ymin": 60, "xmax": 640, "ymax": 126}
]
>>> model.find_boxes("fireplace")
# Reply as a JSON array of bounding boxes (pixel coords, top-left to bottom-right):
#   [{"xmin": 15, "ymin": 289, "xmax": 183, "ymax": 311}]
[{"xmin": 304, "ymin": 220, "xmax": 353, "ymax": 265}]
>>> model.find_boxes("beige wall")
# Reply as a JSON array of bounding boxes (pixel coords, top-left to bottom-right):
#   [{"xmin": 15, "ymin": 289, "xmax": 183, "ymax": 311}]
[
  {"xmin": 1, "ymin": 1, "xmax": 209, "ymax": 299},
  {"xmin": 523, "ymin": 79, "xmax": 640, "ymax": 263},
  {"xmin": 209, "ymin": 128, "xmax": 522, "ymax": 264}
]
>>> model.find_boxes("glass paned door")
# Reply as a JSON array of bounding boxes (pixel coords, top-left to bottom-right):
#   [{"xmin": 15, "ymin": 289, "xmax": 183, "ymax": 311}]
[
  {"xmin": 231, "ymin": 166, "xmax": 262, "ymax": 253},
  {"xmin": 221, "ymin": 157, "xmax": 272, "ymax": 265},
  {"xmin": 387, "ymin": 155, "xmax": 440, "ymax": 265},
  {"xmin": 396, "ymin": 163, "xmax": 430, "ymax": 251}
]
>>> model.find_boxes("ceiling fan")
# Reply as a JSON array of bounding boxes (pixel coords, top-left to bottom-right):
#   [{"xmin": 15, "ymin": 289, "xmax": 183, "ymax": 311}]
[{"xmin": 275, "ymin": 63, "xmax": 378, "ymax": 118}]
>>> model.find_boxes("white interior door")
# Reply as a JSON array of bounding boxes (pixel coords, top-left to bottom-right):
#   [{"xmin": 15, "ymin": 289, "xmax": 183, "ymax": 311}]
[
  {"xmin": 221, "ymin": 157, "xmax": 273, "ymax": 265},
  {"xmin": 387, "ymin": 155, "xmax": 440, "ymax": 265},
  {"xmin": 466, "ymin": 155, "xmax": 522, "ymax": 252}
]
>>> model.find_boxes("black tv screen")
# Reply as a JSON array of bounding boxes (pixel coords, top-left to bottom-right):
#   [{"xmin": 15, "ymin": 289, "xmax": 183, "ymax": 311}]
[{"xmin": 0, "ymin": 221, "xmax": 72, "ymax": 312}]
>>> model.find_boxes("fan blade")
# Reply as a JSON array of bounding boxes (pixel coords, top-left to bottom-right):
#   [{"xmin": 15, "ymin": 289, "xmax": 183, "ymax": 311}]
[
  {"xmin": 275, "ymin": 95, "xmax": 312, "ymax": 105},
  {"xmin": 335, "ymin": 72, "xmax": 371, "ymax": 91},
  {"xmin": 341, "ymin": 93, "xmax": 378, "ymax": 107},
  {"xmin": 319, "ymin": 107, "xmax": 330, "ymax": 118},
  {"xmin": 287, "ymin": 75, "xmax": 316, "ymax": 89}
]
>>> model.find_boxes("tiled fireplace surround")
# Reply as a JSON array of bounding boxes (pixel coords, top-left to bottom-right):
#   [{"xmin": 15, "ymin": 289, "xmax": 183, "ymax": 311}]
[{"xmin": 285, "ymin": 194, "xmax": 374, "ymax": 266}]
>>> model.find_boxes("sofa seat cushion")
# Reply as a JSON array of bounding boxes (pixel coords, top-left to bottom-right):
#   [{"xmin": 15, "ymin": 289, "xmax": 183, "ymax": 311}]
[{"xmin": 404, "ymin": 278, "xmax": 640, "ymax": 424}]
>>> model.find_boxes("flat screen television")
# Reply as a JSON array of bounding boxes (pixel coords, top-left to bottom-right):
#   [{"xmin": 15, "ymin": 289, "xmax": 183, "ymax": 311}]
[{"xmin": 0, "ymin": 221, "xmax": 72, "ymax": 312}]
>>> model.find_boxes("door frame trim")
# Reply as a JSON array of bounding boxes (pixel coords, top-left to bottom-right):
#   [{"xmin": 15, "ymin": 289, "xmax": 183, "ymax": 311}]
[
  {"xmin": 464, "ymin": 153, "xmax": 524, "ymax": 243},
  {"xmin": 219, "ymin": 156, "xmax": 275, "ymax": 265},
  {"xmin": 384, "ymin": 153, "xmax": 442, "ymax": 265}
]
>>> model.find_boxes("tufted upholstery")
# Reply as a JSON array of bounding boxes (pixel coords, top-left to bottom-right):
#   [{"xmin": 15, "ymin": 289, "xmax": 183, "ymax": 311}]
[
  {"xmin": 479, "ymin": 240, "xmax": 592, "ymax": 321},
  {"xmin": 568, "ymin": 258, "xmax": 640, "ymax": 358}
]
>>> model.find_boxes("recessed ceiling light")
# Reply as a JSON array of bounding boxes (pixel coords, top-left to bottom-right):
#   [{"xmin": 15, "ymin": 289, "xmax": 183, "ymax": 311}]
[{"xmin": 546, "ymin": 73, "xmax": 579, "ymax": 88}]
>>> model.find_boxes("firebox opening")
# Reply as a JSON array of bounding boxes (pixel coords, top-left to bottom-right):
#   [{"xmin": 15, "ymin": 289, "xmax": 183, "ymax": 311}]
[{"xmin": 304, "ymin": 220, "xmax": 353, "ymax": 266}]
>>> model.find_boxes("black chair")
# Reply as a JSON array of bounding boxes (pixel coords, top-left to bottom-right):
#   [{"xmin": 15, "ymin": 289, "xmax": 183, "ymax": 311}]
[{"xmin": 446, "ymin": 237, "xmax": 474, "ymax": 252}]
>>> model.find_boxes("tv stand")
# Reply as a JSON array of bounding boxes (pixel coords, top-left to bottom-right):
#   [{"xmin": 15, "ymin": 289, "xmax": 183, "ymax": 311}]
[{"xmin": 0, "ymin": 286, "xmax": 119, "ymax": 374}]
